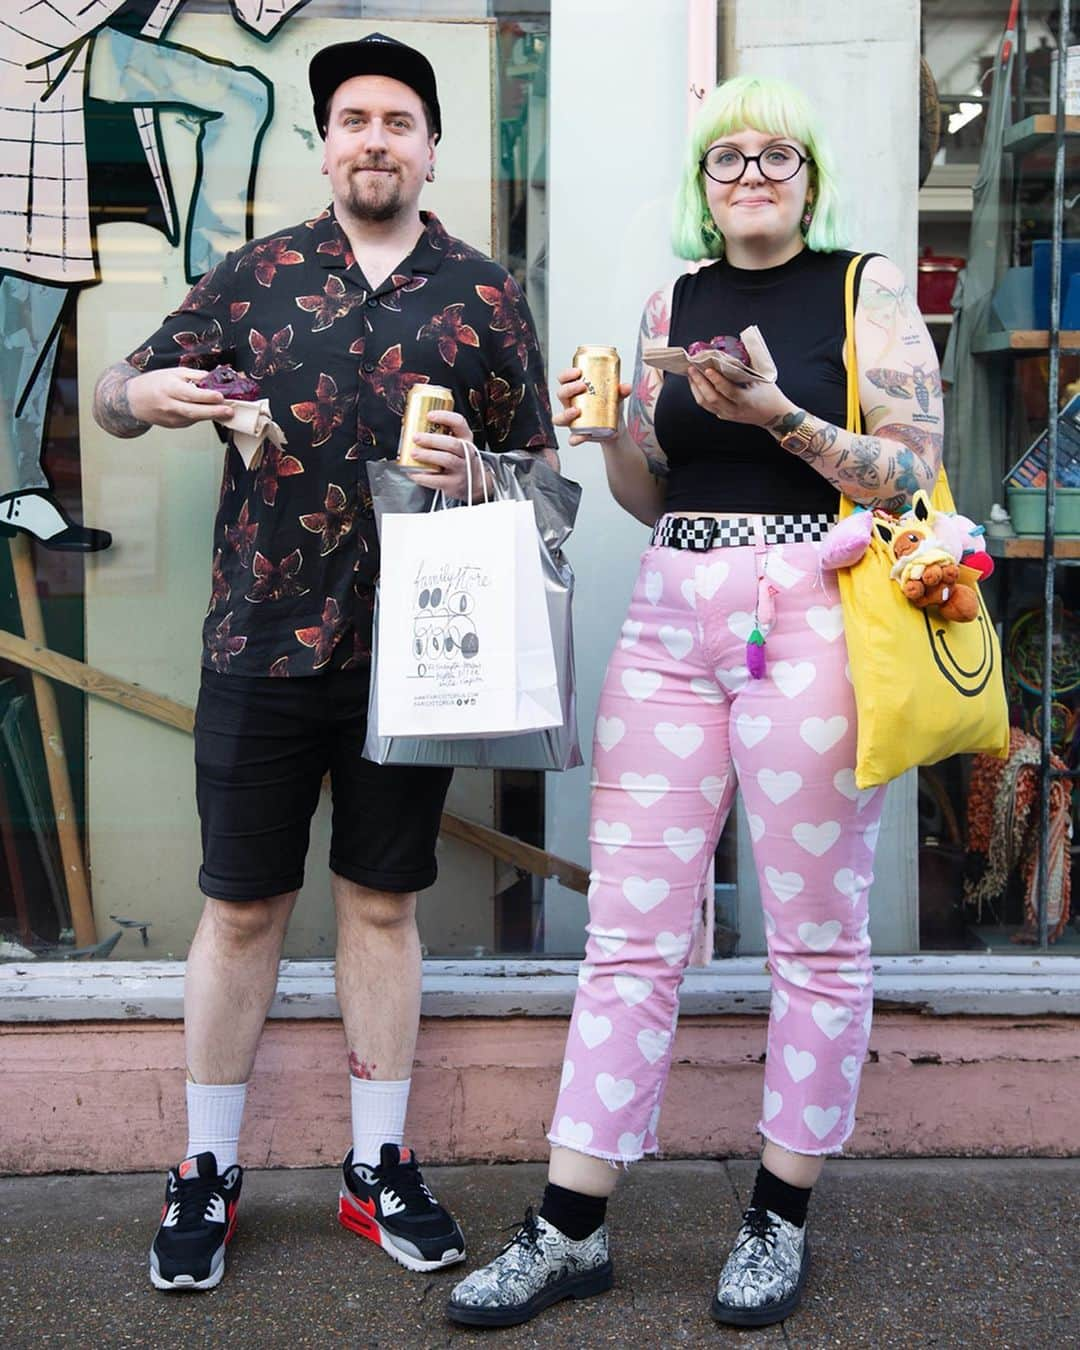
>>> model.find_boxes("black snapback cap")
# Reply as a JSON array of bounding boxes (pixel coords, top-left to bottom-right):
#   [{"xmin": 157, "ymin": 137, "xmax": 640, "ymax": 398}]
[{"xmin": 309, "ymin": 32, "xmax": 441, "ymax": 141}]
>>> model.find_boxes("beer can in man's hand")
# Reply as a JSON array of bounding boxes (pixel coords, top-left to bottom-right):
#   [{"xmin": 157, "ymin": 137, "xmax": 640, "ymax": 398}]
[
  {"xmin": 571, "ymin": 346, "xmax": 620, "ymax": 439},
  {"xmin": 398, "ymin": 384, "xmax": 455, "ymax": 471}
]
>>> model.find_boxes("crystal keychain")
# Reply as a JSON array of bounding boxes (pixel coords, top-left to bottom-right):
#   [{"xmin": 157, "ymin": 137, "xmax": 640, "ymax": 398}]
[{"xmin": 746, "ymin": 535, "xmax": 777, "ymax": 679}]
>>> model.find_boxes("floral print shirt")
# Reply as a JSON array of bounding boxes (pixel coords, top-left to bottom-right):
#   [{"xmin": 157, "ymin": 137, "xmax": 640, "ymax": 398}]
[{"xmin": 129, "ymin": 209, "xmax": 556, "ymax": 677}]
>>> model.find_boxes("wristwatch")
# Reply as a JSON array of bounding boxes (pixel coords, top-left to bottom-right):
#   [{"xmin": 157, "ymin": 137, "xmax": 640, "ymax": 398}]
[{"xmin": 779, "ymin": 414, "xmax": 816, "ymax": 456}]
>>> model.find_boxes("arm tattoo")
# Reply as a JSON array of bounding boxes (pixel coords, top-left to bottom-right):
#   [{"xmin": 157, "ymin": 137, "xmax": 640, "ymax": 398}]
[
  {"xmin": 93, "ymin": 361, "xmax": 150, "ymax": 439},
  {"xmin": 625, "ymin": 290, "xmax": 669, "ymax": 482},
  {"xmin": 770, "ymin": 408, "xmax": 807, "ymax": 435}
]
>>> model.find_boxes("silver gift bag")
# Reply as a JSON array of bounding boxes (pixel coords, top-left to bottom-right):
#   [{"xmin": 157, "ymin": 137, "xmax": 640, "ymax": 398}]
[{"xmin": 363, "ymin": 452, "xmax": 583, "ymax": 771}]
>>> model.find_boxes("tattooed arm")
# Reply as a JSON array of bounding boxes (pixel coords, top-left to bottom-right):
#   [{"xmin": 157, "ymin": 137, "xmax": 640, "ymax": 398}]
[
  {"xmin": 92, "ymin": 362, "xmax": 232, "ymax": 438},
  {"xmin": 554, "ymin": 284, "xmax": 672, "ymax": 527},
  {"xmin": 766, "ymin": 256, "xmax": 942, "ymax": 511}
]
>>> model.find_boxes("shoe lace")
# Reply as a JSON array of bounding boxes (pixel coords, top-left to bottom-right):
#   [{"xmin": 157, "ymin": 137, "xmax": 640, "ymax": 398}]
[
  {"xmin": 381, "ymin": 1159, "xmax": 436, "ymax": 1213},
  {"xmin": 499, "ymin": 1206, "xmax": 542, "ymax": 1256},
  {"xmin": 172, "ymin": 1175, "xmax": 224, "ymax": 1229},
  {"xmin": 734, "ymin": 1206, "xmax": 780, "ymax": 1257}
]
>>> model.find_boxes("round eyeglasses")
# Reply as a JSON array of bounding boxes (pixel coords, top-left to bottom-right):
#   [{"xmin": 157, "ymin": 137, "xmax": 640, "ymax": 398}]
[{"xmin": 699, "ymin": 144, "xmax": 812, "ymax": 184}]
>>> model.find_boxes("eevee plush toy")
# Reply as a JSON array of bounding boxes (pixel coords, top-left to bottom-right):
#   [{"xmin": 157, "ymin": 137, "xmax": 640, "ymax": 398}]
[{"xmin": 875, "ymin": 491, "xmax": 979, "ymax": 623}]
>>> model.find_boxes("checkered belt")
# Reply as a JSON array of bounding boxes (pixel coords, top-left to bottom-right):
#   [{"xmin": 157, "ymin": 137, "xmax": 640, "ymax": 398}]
[{"xmin": 650, "ymin": 512, "xmax": 834, "ymax": 550}]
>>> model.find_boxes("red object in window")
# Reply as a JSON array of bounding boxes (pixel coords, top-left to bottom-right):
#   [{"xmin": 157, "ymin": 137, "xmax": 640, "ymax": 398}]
[{"xmin": 917, "ymin": 246, "xmax": 965, "ymax": 317}]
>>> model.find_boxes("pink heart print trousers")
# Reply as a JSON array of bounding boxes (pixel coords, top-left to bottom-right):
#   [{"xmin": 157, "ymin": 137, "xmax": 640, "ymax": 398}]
[{"xmin": 547, "ymin": 520, "xmax": 886, "ymax": 1161}]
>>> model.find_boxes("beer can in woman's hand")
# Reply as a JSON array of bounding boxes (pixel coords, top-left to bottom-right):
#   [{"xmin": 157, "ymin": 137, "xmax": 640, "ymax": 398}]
[
  {"xmin": 571, "ymin": 346, "xmax": 620, "ymax": 438},
  {"xmin": 398, "ymin": 384, "xmax": 455, "ymax": 471}
]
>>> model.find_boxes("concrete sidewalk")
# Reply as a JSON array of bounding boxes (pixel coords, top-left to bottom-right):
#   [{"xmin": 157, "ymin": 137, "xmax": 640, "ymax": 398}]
[{"xmin": 1, "ymin": 1159, "xmax": 1077, "ymax": 1349}]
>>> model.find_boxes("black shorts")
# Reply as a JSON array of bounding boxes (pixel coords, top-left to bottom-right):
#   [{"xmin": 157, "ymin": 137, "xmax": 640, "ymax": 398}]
[{"xmin": 194, "ymin": 670, "xmax": 453, "ymax": 901}]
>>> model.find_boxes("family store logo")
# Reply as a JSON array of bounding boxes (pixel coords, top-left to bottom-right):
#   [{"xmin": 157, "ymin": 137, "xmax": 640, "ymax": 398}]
[{"xmin": 410, "ymin": 561, "xmax": 487, "ymax": 694}]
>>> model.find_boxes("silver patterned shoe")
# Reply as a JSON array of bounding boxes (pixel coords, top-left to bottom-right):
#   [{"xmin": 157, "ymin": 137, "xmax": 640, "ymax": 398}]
[
  {"xmin": 711, "ymin": 1206, "xmax": 809, "ymax": 1327},
  {"xmin": 446, "ymin": 1207, "xmax": 613, "ymax": 1327}
]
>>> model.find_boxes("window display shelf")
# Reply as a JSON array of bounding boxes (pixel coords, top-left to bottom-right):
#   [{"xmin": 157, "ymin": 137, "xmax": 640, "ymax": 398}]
[
  {"xmin": 1002, "ymin": 113, "xmax": 1080, "ymax": 155},
  {"xmin": 971, "ymin": 329, "xmax": 1080, "ymax": 355}
]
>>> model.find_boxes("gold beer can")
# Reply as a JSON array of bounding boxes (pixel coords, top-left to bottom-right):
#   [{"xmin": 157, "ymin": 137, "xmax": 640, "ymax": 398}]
[
  {"xmin": 571, "ymin": 345, "xmax": 620, "ymax": 439},
  {"xmin": 398, "ymin": 383, "xmax": 455, "ymax": 471}
]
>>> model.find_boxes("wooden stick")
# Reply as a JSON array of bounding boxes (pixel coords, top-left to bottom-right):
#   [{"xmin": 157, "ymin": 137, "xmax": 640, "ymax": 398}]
[
  {"xmin": 0, "ymin": 627, "xmax": 589, "ymax": 896},
  {"xmin": 6, "ymin": 538, "xmax": 97, "ymax": 947}
]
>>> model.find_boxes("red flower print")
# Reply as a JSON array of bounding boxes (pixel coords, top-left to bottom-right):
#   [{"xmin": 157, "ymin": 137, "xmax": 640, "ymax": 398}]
[
  {"xmin": 344, "ymin": 423, "xmax": 378, "ymax": 460},
  {"xmin": 171, "ymin": 321, "xmax": 224, "ymax": 368},
  {"xmin": 130, "ymin": 346, "xmax": 152, "ymax": 372},
  {"xmin": 291, "ymin": 372, "xmax": 353, "ymax": 448},
  {"xmin": 178, "ymin": 268, "xmax": 222, "ymax": 313},
  {"xmin": 206, "ymin": 548, "xmax": 230, "ymax": 615},
  {"xmin": 305, "ymin": 208, "xmax": 331, "ymax": 228},
  {"xmin": 235, "ymin": 235, "xmax": 304, "ymax": 289},
  {"xmin": 360, "ymin": 344, "xmax": 429, "ymax": 415},
  {"xmin": 230, "ymin": 301, "xmax": 251, "ymax": 323},
  {"xmin": 469, "ymin": 376, "xmax": 525, "ymax": 443},
  {"xmin": 299, "ymin": 483, "xmax": 357, "ymax": 556},
  {"xmin": 255, "ymin": 443, "xmax": 305, "ymax": 507},
  {"xmin": 476, "ymin": 277, "xmax": 536, "ymax": 369},
  {"xmin": 378, "ymin": 274, "xmax": 428, "ymax": 311},
  {"xmin": 342, "ymin": 628, "xmax": 371, "ymax": 670},
  {"xmin": 535, "ymin": 379, "xmax": 553, "ymax": 420},
  {"xmin": 418, "ymin": 303, "xmax": 480, "ymax": 366},
  {"xmin": 208, "ymin": 612, "xmax": 247, "ymax": 673},
  {"xmin": 245, "ymin": 547, "xmax": 309, "ymax": 603},
  {"xmin": 316, "ymin": 234, "xmax": 357, "ymax": 269},
  {"xmin": 269, "ymin": 655, "xmax": 291, "ymax": 676},
  {"xmin": 295, "ymin": 597, "xmax": 346, "ymax": 670},
  {"xmin": 295, "ymin": 274, "xmax": 368, "ymax": 332},
  {"xmin": 248, "ymin": 324, "xmax": 300, "ymax": 378},
  {"xmin": 223, "ymin": 499, "xmax": 258, "ymax": 565}
]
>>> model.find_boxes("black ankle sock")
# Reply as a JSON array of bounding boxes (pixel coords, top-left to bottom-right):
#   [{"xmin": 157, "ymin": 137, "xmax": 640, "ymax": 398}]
[
  {"xmin": 749, "ymin": 1164, "xmax": 812, "ymax": 1228},
  {"xmin": 539, "ymin": 1182, "xmax": 608, "ymax": 1241}
]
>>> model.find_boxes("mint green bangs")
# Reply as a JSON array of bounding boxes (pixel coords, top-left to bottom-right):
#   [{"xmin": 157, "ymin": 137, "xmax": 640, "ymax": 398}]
[{"xmin": 672, "ymin": 74, "xmax": 848, "ymax": 260}]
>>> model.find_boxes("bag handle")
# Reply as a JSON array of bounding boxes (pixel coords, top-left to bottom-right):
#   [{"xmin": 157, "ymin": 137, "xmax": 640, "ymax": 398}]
[{"xmin": 840, "ymin": 252, "xmax": 880, "ymax": 518}]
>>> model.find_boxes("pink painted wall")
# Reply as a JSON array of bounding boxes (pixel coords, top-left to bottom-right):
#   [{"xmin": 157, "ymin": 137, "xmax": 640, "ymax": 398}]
[{"xmin": 2, "ymin": 1014, "xmax": 1077, "ymax": 1174}]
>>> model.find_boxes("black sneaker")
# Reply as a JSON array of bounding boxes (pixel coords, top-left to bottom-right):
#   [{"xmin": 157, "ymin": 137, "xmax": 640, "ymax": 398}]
[
  {"xmin": 149, "ymin": 1152, "xmax": 242, "ymax": 1291},
  {"xmin": 339, "ymin": 1144, "xmax": 465, "ymax": 1272}
]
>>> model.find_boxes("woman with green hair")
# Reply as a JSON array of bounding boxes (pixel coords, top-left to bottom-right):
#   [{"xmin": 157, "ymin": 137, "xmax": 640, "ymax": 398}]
[{"xmin": 448, "ymin": 74, "xmax": 941, "ymax": 1331}]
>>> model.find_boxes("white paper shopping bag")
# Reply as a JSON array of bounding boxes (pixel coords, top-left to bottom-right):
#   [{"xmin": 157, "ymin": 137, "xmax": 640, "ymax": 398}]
[{"xmin": 375, "ymin": 498, "xmax": 562, "ymax": 739}]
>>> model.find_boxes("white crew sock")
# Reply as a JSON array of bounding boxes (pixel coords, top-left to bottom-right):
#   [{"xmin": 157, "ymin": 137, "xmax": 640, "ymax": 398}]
[
  {"xmin": 350, "ymin": 1076, "xmax": 411, "ymax": 1168},
  {"xmin": 185, "ymin": 1080, "xmax": 248, "ymax": 1172}
]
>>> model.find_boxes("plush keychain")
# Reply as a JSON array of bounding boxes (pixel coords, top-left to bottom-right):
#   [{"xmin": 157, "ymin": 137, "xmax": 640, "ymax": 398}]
[{"xmin": 876, "ymin": 491, "xmax": 979, "ymax": 623}]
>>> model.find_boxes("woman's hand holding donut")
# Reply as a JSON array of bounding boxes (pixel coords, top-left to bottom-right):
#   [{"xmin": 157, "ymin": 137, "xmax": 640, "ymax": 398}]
[
  {"xmin": 554, "ymin": 367, "xmax": 632, "ymax": 446},
  {"xmin": 686, "ymin": 364, "xmax": 795, "ymax": 429}
]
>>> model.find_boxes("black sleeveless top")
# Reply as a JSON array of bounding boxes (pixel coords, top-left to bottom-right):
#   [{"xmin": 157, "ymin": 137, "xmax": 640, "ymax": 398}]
[{"xmin": 654, "ymin": 247, "xmax": 860, "ymax": 514}]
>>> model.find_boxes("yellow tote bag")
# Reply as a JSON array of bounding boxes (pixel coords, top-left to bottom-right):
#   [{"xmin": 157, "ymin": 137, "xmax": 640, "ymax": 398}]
[{"xmin": 836, "ymin": 255, "xmax": 1010, "ymax": 788}]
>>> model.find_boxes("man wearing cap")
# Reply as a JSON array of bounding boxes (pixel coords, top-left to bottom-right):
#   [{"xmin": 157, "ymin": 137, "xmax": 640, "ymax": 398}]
[{"xmin": 92, "ymin": 33, "xmax": 556, "ymax": 1292}]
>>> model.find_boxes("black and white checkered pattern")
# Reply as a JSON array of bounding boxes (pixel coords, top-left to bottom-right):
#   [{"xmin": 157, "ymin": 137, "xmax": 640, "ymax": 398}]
[{"xmin": 651, "ymin": 512, "xmax": 834, "ymax": 551}]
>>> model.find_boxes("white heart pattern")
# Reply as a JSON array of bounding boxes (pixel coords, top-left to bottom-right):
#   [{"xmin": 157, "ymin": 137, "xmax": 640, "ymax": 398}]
[
  {"xmin": 615, "ymin": 974, "xmax": 653, "ymax": 1007},
  {"xmin": 833, "ymin": 767, "xmax": 859, "ymax": 801},
  {"xmin": 590, "ymin": 925, "xmax": 627, "ymax": 957},
  {"xmin": 736, "ymin": 713, "xmax": 772, "ymax": 748},
  {"xmin": 863, "ymin": 817, "xmax": 882, "ymax": 854},
  {"xmin": 690, "ymin": 676, "xmax": 724, "ymax": 705},
  {"xmin": 838, "ymin": 962, "xmax": 868, "ymax": 987},
  {"xmin": 578, "ymin": 1009, "xmax": 612, "ymax": 1049},
  {"xmin": 798, "ymin": 919, "xmax": 843, "ymax": 952},
  {"xmin": 763, "ymin": 1087, "xmax": 784, "ymax": 1122},
  {"xmin": 596, "ymin": 1072, "xmax": 636, "ymax": 1112},
  {"xmin": 764, "ymin": 865, "xmax": 804, "ymax": 905},
  {"xmin": 793, "ymin": 820, "xmax": 842, "ymax": 856},
  {"xmin": 856, "ymin": 785, "xmax": 880, "ymax": 816},
  {"xmin": 648, "ymin": 1103, "xmax": 662, "ymax": 1136},
  {"xmin": 555, "ymin": 1116, "xmax": 594, "ymax": 1148},
  {"xmin": 714, "ymin": 665, "xmax": 747, "ymax": 694},
  {"xmin": 772, "ymin": 659, "xmax": 816, "ymax": 700},
  {"xmin": 776, "ymin": 957, "xmax": 811, "ymax": 987},
  {"xmin": 659, "ymin": 625, "xmax": 694, "ymax": 661},
  {"xmin": 803, "ymin": 1104, "xmax": 842, "ymax": 1140},
  {"xmin": 680, "ymin": 577, "xmax": 698, "ymax": 608},
  {"xmin": 840, "ymin": 1054, "xmax": 860, "ymax": 1086},
  {"xmin": 623, "ymin": 875, "xmax": 670, "ymax": 913},
  {"xmin": 644, "ymin": 570, "xmax": 663, "ymax": 606},
  {"xmin": 637, "ymin": 1027, "xmax": 671, "ymax": 1064},
  {"xmin": 656, "ymin": 930, "xmax": 690, "ymax": 966},
  {"xmin": 577, "ymin": 963, "xmax": 594, "ymax": 986},
  {"xmin": 560, "ymin": 1060, "xmax": 575, "ymax": 1090},
  {"xmin": 833, "ymin": 867, "xmax": 861, "ymax": 902},
  {"xmin": 763, "ymin": 549, "xmax": 805, "ymax": 589},
  {"xmin": 783, "ymin": 1044, "xmax": 817, "ymax": 1083},
  {"xmin": 620, "ymin": 771, "xmax": 670, "ymax": 808},
  {"xmin": 806, "ymin": 604, "xmax": 844, "ymax": 642},
  {"xmin": 618, "ymin": 1130, "xmax": 646, "ymax": 1155},
  {"xmin": 655, "ymin": 721, "xmax": 705, "ymax": 759},
  {"xmin": 763, "ymin": 909, "xmax": 777, "ymax": 936},
  {"xmin": 663, "ymin": 826, "xmax": 706, "ymax": 863},
  {"xmin": 596, "ymin": 715, "xmax": 626, "ymax": 753},
  {"xmin": 696, "ymin": 559, "xmax": 730, "ymax": 599},
  {"xmin": 699, "ymin": 774, "xmax": 727, "ymax": 808},
  {"xmin": 799, "ymin": 715, "xmax": 848, "ymax": 755},
  {"xmin": 727, "ymin": 610, "xmax": 756, "ymax": 643},
  {"xmin": 594, "ymin": 820, "xmax": 632, "ymax": 855},
  {"xmin": 748, "ymin": 812, "xmax": 766, "ymax": 842},
  {"xmin": 621, "ymin": 668, "xmax": 662, "ymax": 702},
  {"xmin": 811, "ymin": 999, "xmax": 854, "ymax": 1040},
  {"xmin": 771, "ymin": 988, "xmax": 790, "ymax": 1021},
  {"xmin": 620, "ymin": 619, "xmax": 643, "ymax": 650},
  {"xmin": 758, "ymin": 768, "xmax": 802, "ymax": 805},
  {"xmin": 863, "ymin": 1007, "xmax": 873, "ymax": 1035}
]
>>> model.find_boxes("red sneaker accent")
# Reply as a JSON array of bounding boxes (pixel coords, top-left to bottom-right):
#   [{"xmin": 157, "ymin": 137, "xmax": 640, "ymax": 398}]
[
  {"xmin": 339, "ymin": 1192, "xmax": 380, "ymax": 1243},
  {"xmin": 179, "ymin": 1159, "xmax": 197, "ymax": 1179},
  {"xmin": 225, "ymin": 1200, "xmax": 239, "ymax": 1244},
  {"xmin": 399, "ymin": 1147, "xmax": 412, "ymax": 1164}
]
